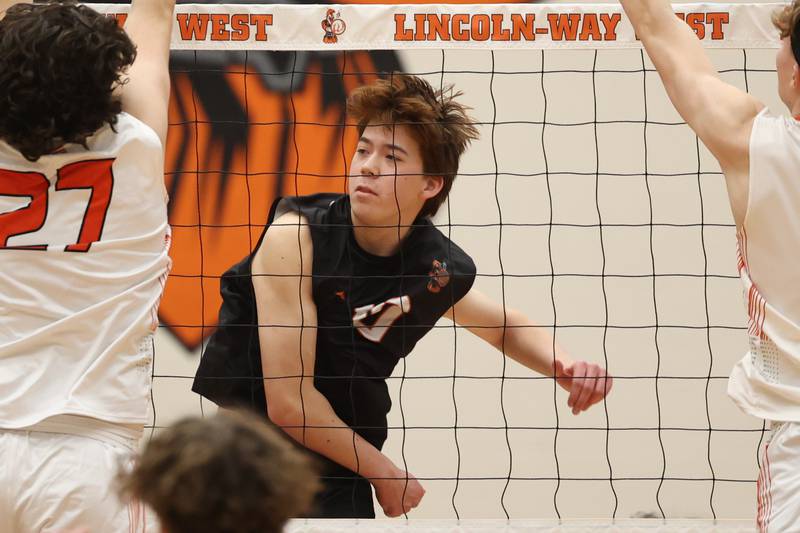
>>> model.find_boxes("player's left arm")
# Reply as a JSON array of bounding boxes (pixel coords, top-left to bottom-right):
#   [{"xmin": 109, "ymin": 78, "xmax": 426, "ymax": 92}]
[
  {"xmin": 444, "ymin": 288, "xmax": 613, "ymax": 415},
  {"xmin": 620, "ymin": 0, "xmax": 764, "ymax": 224},
  {"xmin": 119, "ymin": 0, "xmax": 176, "ymax": 148}
]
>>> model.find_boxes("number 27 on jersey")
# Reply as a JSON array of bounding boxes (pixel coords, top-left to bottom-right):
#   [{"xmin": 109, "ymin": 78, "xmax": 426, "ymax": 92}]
[{"xmin": 0, "ymin": 159, "xmax": 114, "ymax": 252}]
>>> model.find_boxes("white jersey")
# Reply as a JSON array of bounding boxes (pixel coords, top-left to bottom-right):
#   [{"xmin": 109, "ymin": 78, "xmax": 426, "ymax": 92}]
[
  {"xmin": 728, "ymin": 109, "xmax": 800, "ymax": 422},
  {"xmin": 0, "ymin": 113, "xmax": 171, "ymax": 429}
]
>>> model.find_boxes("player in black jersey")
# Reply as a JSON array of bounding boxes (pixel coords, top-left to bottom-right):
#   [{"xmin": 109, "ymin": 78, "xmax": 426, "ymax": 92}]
[{"xmin": 193, "ymin": 74, "xmax": 613, "ymax": 519}]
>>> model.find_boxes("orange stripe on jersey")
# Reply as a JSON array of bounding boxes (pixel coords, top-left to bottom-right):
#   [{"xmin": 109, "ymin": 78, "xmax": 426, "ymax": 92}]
[
  {"xmin": 736, "ymin": 227, "xmax": 749, "ymax": 272},
  {"xmin": 747, "ymin": 284, "xmax": 768, "ymax": 339},
  {"xmin": 764, "ymin": 442, "xmax": 773, "ymax": 531},
  {"xmin": 739, "ymin": 228, "xmax": 769, "ymax": 340},
  {"xmin": 757, "ymin": 450, "xmax": 765, "ymax": 530}
]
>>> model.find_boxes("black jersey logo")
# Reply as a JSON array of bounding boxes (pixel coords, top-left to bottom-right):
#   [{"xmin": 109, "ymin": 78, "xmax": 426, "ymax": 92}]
[
  {"xmin": 427, "ymin": 259, "xmax": 450, "ymax": 294},
  {"xmin": 352, "ymin": 295, "xmax": 411, "ymax": 343}
]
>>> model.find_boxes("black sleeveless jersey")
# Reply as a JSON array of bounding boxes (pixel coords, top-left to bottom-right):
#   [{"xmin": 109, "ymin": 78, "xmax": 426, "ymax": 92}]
[{"xmin": 192, "ymin": 193, "xmax": 476, "ymax": 455}]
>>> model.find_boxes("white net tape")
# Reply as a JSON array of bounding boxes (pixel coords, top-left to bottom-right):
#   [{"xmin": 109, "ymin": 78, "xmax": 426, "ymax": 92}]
[{"xmin": 93, "ymin": 3, "xmax": 779, "ymax": 51}]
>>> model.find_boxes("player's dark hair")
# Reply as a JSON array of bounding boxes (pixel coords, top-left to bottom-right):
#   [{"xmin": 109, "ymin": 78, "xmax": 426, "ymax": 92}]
[
  {"xmin": 347, "ymin": 73, "xmax": 480, "ymax": 219},
  {"xmin": 0, "ymin": 2, "xmax": 136, "ymax": 162},
  {"xmin": 118, "ymin": 410, "xmax": 320, "ymax": 533}
]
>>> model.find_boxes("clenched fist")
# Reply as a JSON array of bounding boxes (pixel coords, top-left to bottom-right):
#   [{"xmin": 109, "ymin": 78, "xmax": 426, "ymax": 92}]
[{"xmin": 372, "ymin": 465, "xmax": 425, "ymax": 517}]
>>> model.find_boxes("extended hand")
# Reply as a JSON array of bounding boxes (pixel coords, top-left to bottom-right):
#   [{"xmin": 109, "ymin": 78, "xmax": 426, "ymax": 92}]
[
  {"xmin": 372, "ymin": 466, "xmax": 425, "ymax": 517},
  {"xmin": 554, "ymin": 359, "xmax": 613, "ymax": 415}
]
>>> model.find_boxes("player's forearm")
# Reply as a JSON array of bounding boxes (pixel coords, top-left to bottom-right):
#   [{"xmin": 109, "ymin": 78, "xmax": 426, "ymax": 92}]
[
  {"xmin": 267, "ymin": 386, "xmax": 395, "ymax": 481},
  {"xmin": 128, "ymin": 0, "xmax": 177, "ymax": 25},
  {"xmin": 620, "ymin": 0, "xmax": 677, "ymax": 37},
  {"xmin": 621, "ymin": 0, "xmax": 717, "ymax": 81},
  {"xmin": 621, "ymin": 0, "xmax": 723, "ymax": 143},
  {"xmin": 500, "ymin": 310, "xmax": 573, "ymax": 377},
  {"xmin": 125, "ymin": 0, "xmax": 176, "ymax": 61}
]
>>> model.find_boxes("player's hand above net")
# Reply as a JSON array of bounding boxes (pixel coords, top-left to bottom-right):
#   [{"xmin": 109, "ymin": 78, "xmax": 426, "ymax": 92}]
[{"xmin": 554, "ymin": 359, "xmax": 613, "ymax": 415}]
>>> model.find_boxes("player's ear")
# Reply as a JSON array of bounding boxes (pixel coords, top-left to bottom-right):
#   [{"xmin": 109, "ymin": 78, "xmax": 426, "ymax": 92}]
[{"xmin": 422, "ymin": 175, "xmax": 443, "ymax": 200}]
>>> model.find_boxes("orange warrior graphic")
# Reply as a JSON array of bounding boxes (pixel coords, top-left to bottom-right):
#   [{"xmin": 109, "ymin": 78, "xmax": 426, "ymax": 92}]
[{"xmin": 322, "ymin": 8, "xmax": 346, "ymax": 44}]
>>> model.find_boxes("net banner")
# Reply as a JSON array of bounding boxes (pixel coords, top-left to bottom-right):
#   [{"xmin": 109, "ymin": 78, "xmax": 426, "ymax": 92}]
[{"xmin": 92, "ymin": 3, "xmax": 781, "ymax": 51}]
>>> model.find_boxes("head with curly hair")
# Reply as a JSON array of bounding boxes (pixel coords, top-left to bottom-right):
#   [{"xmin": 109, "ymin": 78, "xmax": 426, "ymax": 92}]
[
  {"xmin": 0, "ymin": 2, "xmax": 136, "ymax": 161},
  {"xmin": 347, "ymin": 74, "xmax": 479, "ymax": 225},
  {"xmin": 118, "ymin": 410, "xmax": 320, "ymax": 533},
  {"xmin": 773, "ymin": 1, "xmax": 800, "ymax": 109}
]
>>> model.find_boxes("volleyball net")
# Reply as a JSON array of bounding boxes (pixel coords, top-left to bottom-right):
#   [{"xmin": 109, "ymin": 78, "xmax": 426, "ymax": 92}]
[{"xmin": 94, "ymin": 2, "xmax": 783, "ymax": 527}]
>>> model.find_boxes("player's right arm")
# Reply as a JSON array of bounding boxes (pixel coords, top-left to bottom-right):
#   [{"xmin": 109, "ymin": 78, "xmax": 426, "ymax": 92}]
[
  {"xmin": 119, "ymin": 0, "xmax": 176, "ymax": 148},
  {"xmin": 619, "ymin": 0, "xmax": 764, "ymax": 225},
  {"xmin": 252, "ymin": 212, "xmax": 424, "ymax": 517}
]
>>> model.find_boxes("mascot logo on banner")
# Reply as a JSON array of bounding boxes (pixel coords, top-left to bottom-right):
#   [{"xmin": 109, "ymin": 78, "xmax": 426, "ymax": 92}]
[{"xmin": 322, "ymin": 8, "xmax": 347, "ymax": 43}]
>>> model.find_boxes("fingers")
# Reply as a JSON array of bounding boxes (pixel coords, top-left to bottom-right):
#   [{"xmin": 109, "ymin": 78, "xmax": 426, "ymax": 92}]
[
  {"xmin": 587, "ymin": 370, "xmax": 613, "ymax": 408},
  {"xmin": 382, "ymin": 505, "xmax": 403, "ymax": 518},
  {"xmin": 403, "ymin": 478, "xmax": 425, "ymax": 515},
  {"xmin": 379, "ymin": 475, "xmax": 425, "ymax": 517},
  {"xmin": 567, "ymin": 363, "xmax": 613, "ymax": 414},
  {"xmin": 572, "ymin": 363, "xmax": 596, "ymax": 414},
  {"xmin": 566, "ymin": 360, "xmax": 586, "ymax": 412}
]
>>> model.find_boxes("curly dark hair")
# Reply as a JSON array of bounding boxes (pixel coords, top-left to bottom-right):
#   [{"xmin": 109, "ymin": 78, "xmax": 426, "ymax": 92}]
[
  {"xmin": 347, "ymin": 74, "xmax": 479, "ymax": 219},
  {"xmin": 118, "ymin": 410, "xmax": 320, "ymax": 533},
  {"xmin": 0, "ymin": 2, "xmax": 136, "ymax": 161}
]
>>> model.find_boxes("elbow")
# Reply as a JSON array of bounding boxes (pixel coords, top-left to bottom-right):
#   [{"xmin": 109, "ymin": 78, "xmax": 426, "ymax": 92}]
[{"xmin": 265, "ymin": 391, "xmax": 303, "ymax": 430}]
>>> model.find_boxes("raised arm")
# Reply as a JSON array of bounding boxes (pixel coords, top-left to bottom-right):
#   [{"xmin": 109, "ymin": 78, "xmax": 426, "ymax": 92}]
[
  {"xmin": 252, "ymin": 212, "xmax": 423, "ymax": 517},
  {"xmin": 621, "ymin": 0, "xmax": 764, "ymax": 224},
  {"xmin": 446, "ymin": 288, "xmax": 612, "ymax": 415},
  {"xmin": 120, "ymin": 0, "xmax": 176, "ymax": 147}
]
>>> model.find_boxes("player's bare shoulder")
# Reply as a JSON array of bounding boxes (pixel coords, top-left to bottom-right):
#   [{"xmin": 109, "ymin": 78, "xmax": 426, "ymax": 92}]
[{"xmin": 252, "ymin": 211, "xmax": 314, "ymax": 279}]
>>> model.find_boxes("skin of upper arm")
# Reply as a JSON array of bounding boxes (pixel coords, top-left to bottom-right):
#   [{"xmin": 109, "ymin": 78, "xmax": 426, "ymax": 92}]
[
  {"xmin": 665, "ymin": 70, "xmax": 761, "ymax": 173},
  {"xmin": 690, "ymin": 77, "xmax": 759, "ymax": 225},
  {"xmin": 250, "ymin": 213, "xmax": 317, "ymax": 412},
  {"xmin": 119, "ymin": 0, "xmax": 176, "ymax": 147}
]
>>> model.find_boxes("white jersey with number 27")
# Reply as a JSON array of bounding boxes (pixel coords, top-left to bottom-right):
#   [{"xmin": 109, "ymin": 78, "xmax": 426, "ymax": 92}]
[{"xmin": 0, "ymin": 113, "xmax": 171, "ymax": 429}]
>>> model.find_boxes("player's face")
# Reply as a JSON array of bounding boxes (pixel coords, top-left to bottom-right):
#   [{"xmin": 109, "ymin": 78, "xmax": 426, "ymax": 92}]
[
  {"xmin": 776, "ymin": 37, "xmax": 800, "ymax": 109},
  {"xmin": 349, "ymin": 123, "xmax": 442, "ymax": 225}
]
